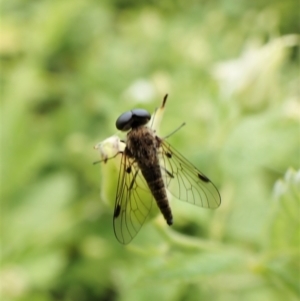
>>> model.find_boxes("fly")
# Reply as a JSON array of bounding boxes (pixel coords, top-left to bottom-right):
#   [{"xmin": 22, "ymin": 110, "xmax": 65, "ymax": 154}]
[{"xmin": 96, "ymin": 94, "xmax": 221, "ymax": 244}]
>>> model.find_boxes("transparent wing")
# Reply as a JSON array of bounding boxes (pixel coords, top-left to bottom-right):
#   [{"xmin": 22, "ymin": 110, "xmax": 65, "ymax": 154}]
[
  {"xmin": 159, "ymin": 140, "xmax": 221, "ymax": 209},
  {"xmin": 113, "ymin": 153, "xmax": 153, "ymax": 244}
]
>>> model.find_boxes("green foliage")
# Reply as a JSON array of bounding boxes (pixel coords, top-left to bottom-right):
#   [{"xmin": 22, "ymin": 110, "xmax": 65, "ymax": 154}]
[{"xmin": 1, "ymin": 0, "xmax": 299, "ymax": 300}]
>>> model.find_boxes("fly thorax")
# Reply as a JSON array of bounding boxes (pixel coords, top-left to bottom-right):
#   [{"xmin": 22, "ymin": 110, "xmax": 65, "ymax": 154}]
[{"xmin": 126, "ymin": 126, "xmax": 159, "ymax": 166}]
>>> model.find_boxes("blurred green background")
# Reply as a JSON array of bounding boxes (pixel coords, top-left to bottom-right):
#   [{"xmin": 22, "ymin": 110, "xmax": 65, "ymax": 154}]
[{"xmin": 1, "ymin": 0, "xmax": 299, "ymax": 300}]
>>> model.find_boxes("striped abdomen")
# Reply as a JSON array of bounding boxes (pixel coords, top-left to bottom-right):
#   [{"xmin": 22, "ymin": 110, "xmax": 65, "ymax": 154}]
[{"xmin": 139, "ymin": 164, "xmax": 173, "ymax": 226}]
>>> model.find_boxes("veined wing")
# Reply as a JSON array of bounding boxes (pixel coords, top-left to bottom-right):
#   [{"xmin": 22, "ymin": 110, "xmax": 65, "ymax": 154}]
[
  {"xmin": 159, "ymin": 140, "xmax": 221, "ymax": 209},
  {"xmin": 113, "ymin": 153, "xmax": 153, "ymax": 244}
]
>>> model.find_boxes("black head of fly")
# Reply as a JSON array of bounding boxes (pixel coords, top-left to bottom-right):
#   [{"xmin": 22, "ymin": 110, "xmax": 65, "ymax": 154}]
[{"xmin": 116, "ymin": 109, "xmax": 151, "ymax": 131}]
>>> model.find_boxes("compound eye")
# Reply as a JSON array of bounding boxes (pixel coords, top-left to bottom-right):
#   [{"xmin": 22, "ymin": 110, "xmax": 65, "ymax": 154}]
[
  {"xmin": 116, "ymin": 111, "xmax": 133, "ymax": 131},
  {"xmin": 131, "ymin": 109, "xmax": 151, "ymax": 123},
  {"xmin": 115, "ymin": 109, "xmax": 151, "ymax": 131}
]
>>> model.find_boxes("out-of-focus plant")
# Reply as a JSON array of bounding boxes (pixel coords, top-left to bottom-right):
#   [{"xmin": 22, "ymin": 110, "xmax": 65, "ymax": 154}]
[{"xmin": 1, "ymin": 0, "xmax": 299, "ymax": 300}]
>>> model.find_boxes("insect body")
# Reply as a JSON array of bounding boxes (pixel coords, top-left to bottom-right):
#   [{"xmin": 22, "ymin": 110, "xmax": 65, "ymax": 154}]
[
  {"xmin": 97, "ymin": 95, "xmax": 221, "ymax": 244},
  {"xmin": 116, "ymin": 110, "xmax": 173, "ymax": 227}
]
